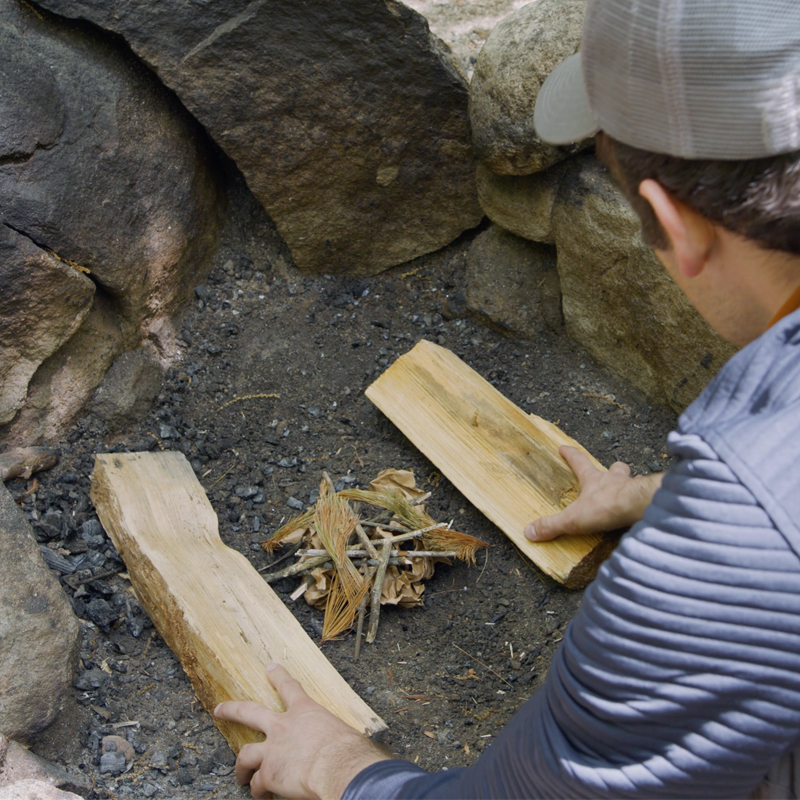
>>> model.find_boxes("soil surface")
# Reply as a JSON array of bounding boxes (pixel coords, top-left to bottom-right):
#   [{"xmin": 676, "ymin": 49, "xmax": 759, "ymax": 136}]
[{"xmin": 11, "ymin": 185, "xmax": 678, "ymax": 799}]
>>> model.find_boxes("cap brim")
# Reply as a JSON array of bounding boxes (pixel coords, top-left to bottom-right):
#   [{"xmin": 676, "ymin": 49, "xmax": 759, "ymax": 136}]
[{"xmin": 534, "ymin": 53, "xmax": 598, "ymax": 145}]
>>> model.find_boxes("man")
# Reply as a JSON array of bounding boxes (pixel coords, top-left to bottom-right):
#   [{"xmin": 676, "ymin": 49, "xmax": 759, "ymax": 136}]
[{"xmin": 215, "ymin": 0, "xmax": 800, "ymax": 797}]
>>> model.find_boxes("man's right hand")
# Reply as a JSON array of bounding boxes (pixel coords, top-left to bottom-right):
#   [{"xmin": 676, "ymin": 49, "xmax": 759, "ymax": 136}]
[{"xmin": 525, "ymin": 446, "xmax": 663, "ymax": 542}]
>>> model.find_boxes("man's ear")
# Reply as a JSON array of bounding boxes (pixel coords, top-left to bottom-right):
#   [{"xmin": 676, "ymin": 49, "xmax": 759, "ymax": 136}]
[{"xmin": 639, "ymin": 179, "xmax": 714, "ymax": 278}]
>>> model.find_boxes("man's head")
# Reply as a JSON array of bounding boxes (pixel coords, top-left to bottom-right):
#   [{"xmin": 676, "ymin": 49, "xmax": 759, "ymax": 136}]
[
  {"xmin": 595, "ymin": 133, "xmax": 800, "ymax": 257},
  {"xmin": 534, "ymin": 0, "xmax": 800, "ymax": 345}
]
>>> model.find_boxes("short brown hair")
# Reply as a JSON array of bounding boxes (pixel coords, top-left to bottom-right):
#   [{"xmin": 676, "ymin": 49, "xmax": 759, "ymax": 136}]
[{"xmin": 596, "ymin": 132, "xmax": 800, "ymax": 255}]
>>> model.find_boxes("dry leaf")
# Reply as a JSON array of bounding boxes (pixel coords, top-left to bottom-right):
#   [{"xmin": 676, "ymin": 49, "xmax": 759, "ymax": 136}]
[{"xmin": 370, "ymin": 468, "xmax": 425, "ymax": 500}]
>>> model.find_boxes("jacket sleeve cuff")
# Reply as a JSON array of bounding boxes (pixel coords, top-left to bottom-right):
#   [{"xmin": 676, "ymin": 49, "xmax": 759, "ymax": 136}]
[{"xmin": 341, "ymin": 759, "xmax": 428, "ymax": 800}]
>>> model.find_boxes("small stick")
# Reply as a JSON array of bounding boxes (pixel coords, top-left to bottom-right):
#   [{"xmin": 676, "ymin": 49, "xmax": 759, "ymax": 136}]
[
  {"xmin": 260, "ymin": 555, "xmax": 328, "ymax": 582},
  {"xmin": 385, "ymin": 531, "xmax": 425, "ymax": 545},
  {"xmin": 64, "ymin": 568, "xmax": 121, "ymax": 589},
  {"xmin": 321, "ymin": 470, "xmax": 336, "ymax": 492},
  {"xmin": 290, "ymin": 574, "xmax": 315, "ymax": 601},
  {"xmin": 260, "ymin": 541, "xmax": 303, "ymax": 571},
  {"xmin": 354, "ymin": 565, "xmax": 377, "ymax": 660},
  {"xmin": 410, "ymin": 492, "xmax": 431, "ymax": 506},
  {"xmin": 355, "ymin": 523, "xmax": 379, "ymax": 559},
  {"xmin": 354, "ymin": 596, "xmax": 368, "ymax": 660},
  {"xmin": 296, "ymin": 549, "xmax": 457, "ymax": 559},
  {"xmin": 453, "ymin": 643, "xmax": 513, "ymax": 688},
  {"xmin": 366, "ymin": 540, "xmax": 392, "ymax": 644},
  {"xmin": 216, "ymin": 392, "xmax": 280, "ymax": 413},
  {"xmin": 360, "ymin": 520, "xmax": 407, "ymax": 531}
]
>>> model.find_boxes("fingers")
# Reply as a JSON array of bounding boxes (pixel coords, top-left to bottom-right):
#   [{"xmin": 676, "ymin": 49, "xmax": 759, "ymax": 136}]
[
  {"xmin": 235, "ymin": 742, "xmax": 264, "ymax": 787},
  {"xmin": 265, "ymin": 664, "xmax": 312, "ymax": 709},
  {"xmin": 214, "ymin": 700, "xmax": 273, "ymax": 733},
  {"xmin": 248, "ymin": 768, "xmax": 274, "ymax": 800},
  {"xmin": 558, "ymin": 446, "xmax": 602, "ymax": 485},
  {"xmin": 525, "ymin": 506, "xmax": 579, "ymax": 542},
  {"xmin": 609, "ymin": 461, "xmax": 631, "ymax": 477}
]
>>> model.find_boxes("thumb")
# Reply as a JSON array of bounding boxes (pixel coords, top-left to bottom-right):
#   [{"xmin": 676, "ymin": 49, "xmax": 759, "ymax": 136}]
[
  {"xmin": 525, "ymin": 513, "xmax": 569, "ymax": 542},
  {"xmin": 266, "ymin": 664, "xmax": 310, "ymax": 709}
]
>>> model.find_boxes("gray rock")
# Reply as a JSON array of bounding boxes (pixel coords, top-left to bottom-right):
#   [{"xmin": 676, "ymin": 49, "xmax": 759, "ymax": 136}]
[
  {"xmin": 0, "ymin": 780, "xmax": 83, "ymax": 799},
  {"xmin": 99, "ymin": 749, "xmax": 127, "ymax": 775},
  {"xmin": 466, "ymin": 225, "xmax": 562, "ymax": 337},
  {"xmin": 84, "ymin": 598, "xmax": 117, "ymax": 631},
  {"xmin": 89, "ymin": 348, "xmax": 163, "ymax": 431},
  {"xmin": 469, "ymin": 0, "xmax": 591, "ymax": 175},
  {"xmin": 0, "ymin": 483, "xmax": 79, "ymax": 743},
  {"xmin": 551, "ymin": 155, "xmax": 736, "ymax": 411},
  {"xmin": 3, "ymin": 293, "xmax": 125, "ymax": 444},
  {"xmin": 0, "ymin": 0, "xmax": 224, "ymax": 444},
  {"xmin": 72, "ymin": 669, "xmax": 109, "ymax": 692},
  {"xmin": 476, "ymin": 162, "xmax": 566, "ymax": 244},
  {"xmin": 286, "ymin": 497, "xmax": 305, "ymax": 511},
  {"xmin": 0, "ymin": 226, "xmax": 95, "ymax": 426},
  {"xmin": 37, "ymin": 0, "xmax": 482, "ymax": 276},
  {"xmin": 0, "ymin": 734, "xmax": 91, "ymax": 796}
]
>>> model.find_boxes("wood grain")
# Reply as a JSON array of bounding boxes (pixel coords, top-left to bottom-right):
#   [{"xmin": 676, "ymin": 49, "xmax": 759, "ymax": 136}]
[
  {"xmin": 366, "ymin": 339, "xmax": 614, "ymax": 588},
  {"xmin": 90, "ymin": 451, "xmax": 385, "ymax": 753}
]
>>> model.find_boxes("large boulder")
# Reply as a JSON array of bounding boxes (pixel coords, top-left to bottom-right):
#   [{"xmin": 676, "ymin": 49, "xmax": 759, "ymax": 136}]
[
  {"xmin": 0, "ymin": 226, "xmax": 94, "ymax": 426},
  {"xmin": 466, "ymin": 224, "xmax": 562, "ymax": 336},
  {"xmin": 550, "ymin": 156, "xmax": 737, "ymax": 411},
  {"xmin": 0, "ymin": 0, "xmax": 225, "ymax": 442},
  {"xmin": 3, "ymin": 295, "xmax": 127, "ymax": 445},
  {"xmin": 0, "ymin": 483, "xmax": 80, "ymax": 744},
  {"xmin": 476, "ymin": 162, "xmax": 565, "ymax": 244},
  {"xmin": 0, "ymin": 735, "xmax": 90, "ymax": 797},
  {"xmin": 37, "ymin": 0, "xmax": 483, "ymax": 275},
  {"xmin": 469, "ymin": 0, "xmax": 590, "ymax": 176}
]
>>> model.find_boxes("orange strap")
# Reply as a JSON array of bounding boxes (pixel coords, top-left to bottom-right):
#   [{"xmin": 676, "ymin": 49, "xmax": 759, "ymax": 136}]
[{"xmin": 769, "ymin": 283, "xmax": 800, "ymax": 328}]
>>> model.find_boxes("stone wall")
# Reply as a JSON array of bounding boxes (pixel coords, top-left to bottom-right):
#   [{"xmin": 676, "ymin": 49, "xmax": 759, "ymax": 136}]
[
  {"xmin": 0, "ymin": 0, "xmax": 482, "ymax": 444},
  {"xmin": 466, "ymin": 0, "xmax": 736, "ymax": 412}
]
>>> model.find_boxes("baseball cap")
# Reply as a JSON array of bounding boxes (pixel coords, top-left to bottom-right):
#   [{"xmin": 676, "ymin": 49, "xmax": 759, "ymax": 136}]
[{"xmin": 533, "ymin": 0, "xmax": 800, "ymax": 160}]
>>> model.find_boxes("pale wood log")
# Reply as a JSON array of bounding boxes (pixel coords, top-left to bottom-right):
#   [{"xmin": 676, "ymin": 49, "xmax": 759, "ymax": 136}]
[
  {"xmin": 90, "ymin": 452, "xmax": 385, "ymax": 754},
  {"xmin": 365, "ymin": 339, "xmax": 616, "ymax": 588}
]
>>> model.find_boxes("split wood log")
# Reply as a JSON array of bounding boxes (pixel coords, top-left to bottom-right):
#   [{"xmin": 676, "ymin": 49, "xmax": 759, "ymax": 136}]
[
  {"xmin": 90, "ymin": 452, "xmax": 385, "ymax": 754},
  {"xmin": 365, "ymin": 339, "xmax": 615, "ymax": 588}
]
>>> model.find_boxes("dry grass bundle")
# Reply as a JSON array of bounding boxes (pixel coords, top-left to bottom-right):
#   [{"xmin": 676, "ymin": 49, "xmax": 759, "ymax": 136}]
[
  {"xmin": 313, "ymin": 478, "xmax": 362, "ymax": 597},
  {"xmin": 339, "ymin": 487, "xmax": 488, "ymax": 564},
  {"xmin": 261, "ymin": 508, "xmax": 314, "ymax": 553},
  {"xmin": 321, "ymin": 572, "xmax": 371, "ymax": 641},
  {"xmin": 261, "ymin": 469, "xmax": 489, "ymax": 647},
  {"xmin": 311, "ymin": 478, "xmax": 366, "ymax": 641}
]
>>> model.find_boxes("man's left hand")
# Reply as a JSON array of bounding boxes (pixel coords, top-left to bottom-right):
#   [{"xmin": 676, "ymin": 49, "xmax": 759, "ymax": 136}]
[{"xmin": 214, "ymin": 664, "xmax": 389, "ymax": 800}]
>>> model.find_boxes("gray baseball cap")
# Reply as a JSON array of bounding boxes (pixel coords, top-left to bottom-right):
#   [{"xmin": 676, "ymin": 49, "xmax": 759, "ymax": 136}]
[{"xmin": 533, "ymin": 0, "xmax": 800, "ymax": 159}]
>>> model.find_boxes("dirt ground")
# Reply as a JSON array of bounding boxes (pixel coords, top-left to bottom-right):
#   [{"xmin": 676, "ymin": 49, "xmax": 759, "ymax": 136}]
[{"xmin": 9, "ymin": 168, "xmax": 679, "ymax": 798}]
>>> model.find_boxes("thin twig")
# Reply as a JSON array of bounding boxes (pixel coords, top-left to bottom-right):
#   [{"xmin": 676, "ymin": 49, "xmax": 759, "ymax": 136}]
[
  {"xmin": 206, "ymin": 466, "xmax": 234, "ymax": 490},
  {"xmin": 359, "ymin": 520, "xmax": 407, "ymax": 531},
  {"xmin": 477, "ymin": 547, "xmax": 490, "ymax": 583},
  {"xmin": 296, "ymin": 549, "xmax": 457, "ymax": 559},
  {"xmin": 216, "ymin": 393, "xmax": 280, "ymax": 413},
  {"xmin": 259, "ymin": 541, "xmax": 303, "ymax": 572},
  {"xmin": 410, "ymin": 492, "xmax": 431, "ymax": 506},
  {"xmin": 366, "ymin": 539, "xmax": 392, "ymax": 644},
  {"xmin": 453, "ymin": 643, "xmax": 512, "ymax": 688},
  {"xmin": 354, "ymin": 565, "xmax": 377, "ymax": 660},
  {"xmin": 355, "ymin": 523, "xmax": 379, "ymax": 559},
  {"xmin": 354, "ymin": 597, "xmax": 368, "ymax": 660},
  {"xmin": 261, "ymin": 555, "xmax": 328, "ymax": 582},
  {"xmin": 321, "ymin": 470, "xmax": 336, "ymax": 492},
  {"xmin": 290, "ymin": 575, "xmax": 315, "ymax": 601}
]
